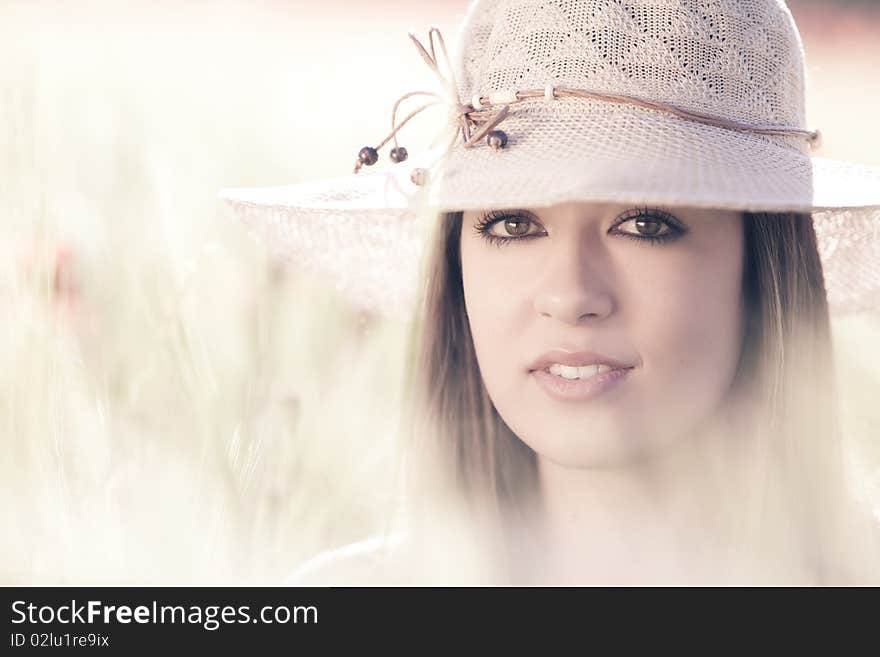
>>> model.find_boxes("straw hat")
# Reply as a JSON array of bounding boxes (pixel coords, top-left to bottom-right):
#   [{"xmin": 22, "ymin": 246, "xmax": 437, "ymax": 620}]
[{"xmin": 219, "ymin": 0, "xmax": 880, "ymax": 320}]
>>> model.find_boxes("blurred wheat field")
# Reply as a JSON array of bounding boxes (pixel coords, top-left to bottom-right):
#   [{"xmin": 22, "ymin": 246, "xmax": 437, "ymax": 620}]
[{"xmin": 1, "ymin": 0, "xmax": 878, "ymax": 584}]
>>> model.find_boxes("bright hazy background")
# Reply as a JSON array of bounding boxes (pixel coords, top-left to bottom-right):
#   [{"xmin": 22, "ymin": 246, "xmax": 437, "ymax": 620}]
[{"xmin": 1, "ymin": 0, "xmax": 878, "ymax": 583}]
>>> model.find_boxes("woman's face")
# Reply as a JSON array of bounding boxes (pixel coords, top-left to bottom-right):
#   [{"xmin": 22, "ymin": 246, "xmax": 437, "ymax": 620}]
[{"xmin": 459, "ymin": 201, "xmax": 745, "ymax": 468}]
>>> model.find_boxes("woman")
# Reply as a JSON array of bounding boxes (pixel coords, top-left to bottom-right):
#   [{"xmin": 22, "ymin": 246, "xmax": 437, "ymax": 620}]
[
  {"xmin": 220, "ymin": 0, "xmax": 880, "ymax": 584},
  {"xmin": 402, "ymin": 202, "xmax": 879, "ymax": 585}
]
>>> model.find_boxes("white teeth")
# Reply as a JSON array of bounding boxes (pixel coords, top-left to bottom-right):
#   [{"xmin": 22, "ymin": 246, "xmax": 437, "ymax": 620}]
[{"xmin": 547, "ymin": 363, "xmax": 615, "ymax": 380}]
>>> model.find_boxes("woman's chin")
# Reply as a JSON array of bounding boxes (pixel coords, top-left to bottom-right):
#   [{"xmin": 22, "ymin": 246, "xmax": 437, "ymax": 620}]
[{"xmin": 514, "ymin": 408, "xmax": 699, "ymax": 470}]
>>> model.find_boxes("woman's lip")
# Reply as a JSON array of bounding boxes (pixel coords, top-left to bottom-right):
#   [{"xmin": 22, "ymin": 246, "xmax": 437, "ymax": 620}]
[
  {"xmin": 531, "ymin": 366, "xmax": 633, "ymax": 402},
  {"xmin": 527, "ymin": 349, "xmax": 636, "ymax": 372}
]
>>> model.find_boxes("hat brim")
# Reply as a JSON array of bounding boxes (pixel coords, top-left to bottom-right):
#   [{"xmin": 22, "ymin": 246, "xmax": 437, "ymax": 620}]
[
  {"xmin": 219, "ymin": 161, "xmax": 429, "ymax": 320},
  {"xmin": 433, "ymin": 98, "xmax": 880, "ymax": 213},
  {"xmin": 220, "ymin": 100, "xmax": 880, "ymax": 317}
]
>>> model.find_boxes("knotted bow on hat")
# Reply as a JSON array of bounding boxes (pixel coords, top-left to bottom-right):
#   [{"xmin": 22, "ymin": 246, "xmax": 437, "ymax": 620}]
[
  {"xmin": 352, "ymin": 28, "xmax": 514, "ymax": 175},
  {"xmin": 352, "ymin": 27, "xmax": 821, "ymax": 178}
]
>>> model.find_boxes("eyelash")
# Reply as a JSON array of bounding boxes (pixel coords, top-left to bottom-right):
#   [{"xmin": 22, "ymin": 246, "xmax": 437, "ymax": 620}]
[{"xmin": 473, "ymin": 206, "xmax": 686, "ymax": 248}]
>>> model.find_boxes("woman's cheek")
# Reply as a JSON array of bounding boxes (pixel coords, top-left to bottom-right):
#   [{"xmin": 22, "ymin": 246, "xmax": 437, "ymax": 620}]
[{"xmin": 631, "ymin": 278, "xmax": 741, "ymax": 440}]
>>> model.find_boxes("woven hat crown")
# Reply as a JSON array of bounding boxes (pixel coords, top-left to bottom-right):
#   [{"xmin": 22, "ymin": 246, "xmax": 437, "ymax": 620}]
[{"xmin": 455, "ymin": 0, "xmax": 807, "ymax": 145}]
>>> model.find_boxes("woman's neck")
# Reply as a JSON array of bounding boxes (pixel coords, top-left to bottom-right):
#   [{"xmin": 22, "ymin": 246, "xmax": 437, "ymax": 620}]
[{"xmin": 523, "ymin": 413, "xmax": 768, "ymax": 585}]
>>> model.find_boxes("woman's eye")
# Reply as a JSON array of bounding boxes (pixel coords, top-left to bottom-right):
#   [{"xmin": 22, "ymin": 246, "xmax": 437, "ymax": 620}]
[
  {"xmin": 474, "ymin": 212, "xmax": 544, "ymax": 246},
  {"xmin": 617, "ymin": 217, "xmax": 672, "ymax": 237},
  {"xmin": 612, "ymin": 210, "xmax": 685, "ymax": 245},
  {"xmin": 490, "ymin": 218, "xmax": 535, "ymax": 237}
]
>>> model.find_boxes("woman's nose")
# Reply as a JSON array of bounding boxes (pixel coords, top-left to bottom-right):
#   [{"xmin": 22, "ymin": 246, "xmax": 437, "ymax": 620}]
[{"xmin": 532, "ymin": 239, "xmax": 615, "ymax": 324}]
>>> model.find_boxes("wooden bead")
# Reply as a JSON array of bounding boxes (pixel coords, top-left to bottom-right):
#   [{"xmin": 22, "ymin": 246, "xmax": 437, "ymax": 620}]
[
  {"xmin": 410, "ymin": 167, "xmax": 428, "ymax": 186},
  {"xmin": 390, "ymin": 146, "xmax": 408, "ymax": 163},
  {"xmin": 487, "ymin": 129, "xmax": 508, "ymax": 151},
  {"xmin": 358, "ymin": 146, "xmax": 379, "ymax": 166}
]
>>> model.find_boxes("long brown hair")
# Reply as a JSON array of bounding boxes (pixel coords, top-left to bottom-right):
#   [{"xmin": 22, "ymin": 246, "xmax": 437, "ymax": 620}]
[{"xmin": 401, "ymin": 209, "xmax": 879, "ymax": 584}]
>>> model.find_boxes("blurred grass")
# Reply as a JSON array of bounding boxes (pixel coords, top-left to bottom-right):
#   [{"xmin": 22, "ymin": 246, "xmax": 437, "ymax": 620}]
[
  {"xmin": 0, "ymin": 0, "xmax": 444, "ymax": 584},
  {"xmin": 0, "ymin": 0, "xmax": 877, "ymax": 583}
]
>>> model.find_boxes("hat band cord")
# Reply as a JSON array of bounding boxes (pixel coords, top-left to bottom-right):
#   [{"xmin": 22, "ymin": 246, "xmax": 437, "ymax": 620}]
[{"xmin": 353, "ymin": 27, "xmax": 821, "ymax": 175}]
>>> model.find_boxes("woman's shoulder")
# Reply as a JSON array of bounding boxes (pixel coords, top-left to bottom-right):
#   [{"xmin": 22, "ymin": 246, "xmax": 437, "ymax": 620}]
[{"xmin": 285, "ymin": 532, "xmax": 413, "ymax": 586}]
